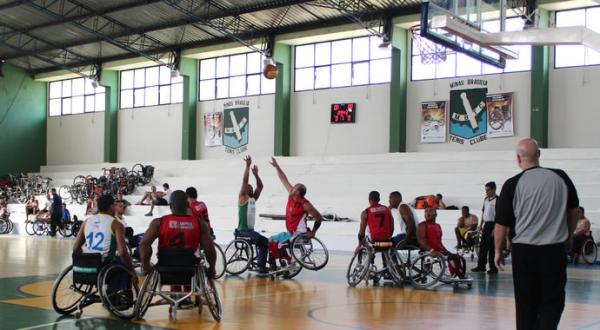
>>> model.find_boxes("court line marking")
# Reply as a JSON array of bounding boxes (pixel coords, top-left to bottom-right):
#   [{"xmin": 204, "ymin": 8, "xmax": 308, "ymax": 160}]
[{"xmin": 16, "ymin": 316, "xmax": 93, "ymax": 330}]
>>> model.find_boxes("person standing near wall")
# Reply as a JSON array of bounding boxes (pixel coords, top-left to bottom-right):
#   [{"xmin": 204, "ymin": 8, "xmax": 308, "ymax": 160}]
[
  {"xmin": 472, "ymin": 182, "xmax": 498, "ymax": 273},
  {"xmin": 494, "ymin": 138, "xmax": 580, "ymax": 330}
]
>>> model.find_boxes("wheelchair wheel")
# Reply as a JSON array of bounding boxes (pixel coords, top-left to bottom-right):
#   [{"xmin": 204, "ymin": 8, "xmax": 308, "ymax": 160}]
[
  {"xmin": 34, "ymin": 221, "xmax": 47, "ymax": 236},
  {"xmin": 385, "ymin": 249, "xmax": 406, "ymax": 286},
  {"xmin": 410, "ymin": 254, "xmax": 446, "ymax": 289},
  {"xmin": 214, "ymin": 244, "xmax": 226, "ymax": 279},
  {"xmin": 582, "ymin": 239, "xmax": 598, "ymax": 265},
  {"xmin": 0, "ymin": 219, "xmax": 8, "ymax": 234},
  {"xmin": 281, "ymin": 258, "xmax": 303, "ymax": 279},
  {"xmin": 134, "ymin": 269, "xmax": 159, "ymax": 319},
  {"xmin": 51, "ymin": 265, "xmax": 93, "ymax": 315},
  {"xmin": 198, "ymin": 267, "xmax": 222, "ymax": 322},
  {"xmin": 224, "ymin": 239, "xmax": 252, "ymax": 275},
  {"xmin": 59, "ymin": 223, "xmax": 73, "ymax": 238},
  {"xmin": 290, "ymin": 234, "xmax": 329, "ymax": 271},
  {"xmin": 25, "ymin": 221, "xmax": 35, "ymax": 236},
  {"xmin": 98, "ymin": 263, "xmax": 139, "ymax": 320},
  {"xmin": 346, "ymin": 247, "xmax": 370, "ymax": 287}
]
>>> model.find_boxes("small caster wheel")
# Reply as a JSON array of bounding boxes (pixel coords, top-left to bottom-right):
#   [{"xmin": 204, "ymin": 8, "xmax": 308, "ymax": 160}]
[
  {"xmin": 75, "ymin": 311, "xmax": 82, "ymax": 319},
  {"xmin": 467, "ymin": 284, "xmax": 472, "ymax": 289}
]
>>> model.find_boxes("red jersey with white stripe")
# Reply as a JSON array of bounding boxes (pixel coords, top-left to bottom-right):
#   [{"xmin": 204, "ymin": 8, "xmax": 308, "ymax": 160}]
[
  {"xmin": 286, "ymin": 196, "xmax": 308, "ymax": 233},
  {"xmin": 158, "ymin": 215, "xmax": 201, "ymax": 249},
  {"xmin": 189, "ymin": 200, "xmax": 211, "ymax": 229},
  {"xmin": 424, "ymin": 221, "xmax": 445, "ymax": 252},
  {"xmin": 366, "ymin": 204, "xmax": 393, "ymax": 241}
]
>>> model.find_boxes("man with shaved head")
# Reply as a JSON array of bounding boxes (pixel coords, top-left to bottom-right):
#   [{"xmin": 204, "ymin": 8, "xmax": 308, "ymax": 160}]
[{"xmin": 494, "ymin": 138, "xmax": 580, "ymax": 330}]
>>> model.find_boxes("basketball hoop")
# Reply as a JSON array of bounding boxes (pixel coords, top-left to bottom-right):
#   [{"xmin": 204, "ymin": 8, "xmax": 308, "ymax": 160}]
[{"xmin": 410, "ymin": 25, "xmax": 448, "ymax": 65}]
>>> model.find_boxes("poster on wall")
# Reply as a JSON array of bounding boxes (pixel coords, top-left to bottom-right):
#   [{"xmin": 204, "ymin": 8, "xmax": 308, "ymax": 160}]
[
  {"xmin": 449, "ymin": 82, "xmax": 488, "ymax": 145},
  {"xmin": 223, "ymin": 100, "xmax": 250, "ymax": 154},
  {"xmin": 486, "ymin": 92, "xmax": 514, "ymax": 138},
  {"xmin": 420, "ymin": 101, "xmax": 447, "ymax": 143},
  {"xmin": 204, "ymin": 112, "xmax": 223, "ymax": 147}
]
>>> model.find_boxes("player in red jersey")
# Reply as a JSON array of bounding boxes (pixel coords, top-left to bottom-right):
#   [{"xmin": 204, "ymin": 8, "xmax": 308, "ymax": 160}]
[
  {"xmin": 268, "ymin": 157, "xmax": 323, "ymax": 269},
  {"xmin": 185, "ymin": 187, "xmax": 215, "ymax": 239},
  {"xmin": 139, "ymin": 190, "xmax": 216, "ymax": 278},
  {"xmin": 356, "ymin": 191, "xmax": 394, "ymax": 253}
]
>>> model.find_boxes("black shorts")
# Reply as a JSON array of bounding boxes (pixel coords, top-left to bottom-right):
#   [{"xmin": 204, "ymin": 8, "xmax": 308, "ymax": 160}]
[{"xmin": 156, "ymin": 198, "xmax": 168, "ymax": 206}]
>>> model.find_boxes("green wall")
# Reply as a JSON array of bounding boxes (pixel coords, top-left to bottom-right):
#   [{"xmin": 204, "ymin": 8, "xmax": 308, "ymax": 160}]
[{"xmin": 0, "ymin": 63, "xmax": 47, "ymax": 176}]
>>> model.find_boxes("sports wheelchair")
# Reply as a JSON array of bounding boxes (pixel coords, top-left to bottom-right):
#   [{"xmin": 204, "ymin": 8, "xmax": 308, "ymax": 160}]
[
  {"xmin": 347, "ymin": 240, "xmax": 406, "ymax": 287},
  {"xmin": 51, "ymin": 253, "xmax": 139, "ymax": 319},
  {"xmin": 571, "ymin": 232, "xmax": 598, "ymax": 265},
  {"xmin": 456, "ymin": 229, "xmax": 480, "ymax": 261},
  {"xmin": 409, "ymin": 252, "xmax": 473, "ymax": 289},
  {"xmin": 224, "ymin": 231, "xmax": 329, "ymax": 279},
  {"xmin": 134, "ymin": 248, "xmax": 222, "ymax": 322}
]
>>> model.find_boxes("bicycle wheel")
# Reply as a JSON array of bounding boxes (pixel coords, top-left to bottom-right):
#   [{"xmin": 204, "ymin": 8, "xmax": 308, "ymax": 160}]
[
  {"xmin": 224, "ymin": 239, "xmax": 252, "ymax": 275},
  {"xmin": 410, "ymin": 254, "xmax": 446, "ymax": 289},
  {"xmin": 582, "ymin": 239, "xmax": 598, "ymax": 265},
  {"xmin": 25, "ymin": 221, "xmax": 35, "ymax": 236},
  {"xmin": 51, "ymin": 265, "xmax": 93, "ymax": 315},
  {"xmin": 346, "ymin": 247, "xmax": 370, "ymax": 287},
  {"xmin": 214, "ymin": 244, "xmax": 226, "ymax": 279},
  {"xmin": 198, "ymin": 267, "xmax": 222, "ymax": 322},
  {"xmin": 98, "ymin": 263, "xmax": 139, "ymax": 320},
  {"xmin": 290, "ymin": 234, "xmax": 329, "ymax": 271},
  {"xmin": 134, "ymin": 269, "xmax": 159, "ymax": 319},
  {"xmin": 59, "ymin": 185, "xmax": 72, "ymax": 204}
]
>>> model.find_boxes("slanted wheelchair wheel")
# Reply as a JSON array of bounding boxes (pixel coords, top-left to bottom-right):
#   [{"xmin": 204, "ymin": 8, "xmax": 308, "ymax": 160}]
[
  {"xmin": 98, "ymin": 263, "xmax": 139, "ymax": 320},
  {"xmin": 198, "ymin": 267, "xmax": 222, "ymax": 322},
  {"xmin": 34, "ymin": 221, "xmax": 47, "ymax": 236},
  {"xmin": 385, "ymin": 249, "xmax": 406, "ymax": 286},
  {"xmin": 224, "ymin": 239, "xmax": 252, "ymax": 275},
  {"xmin": 281, "ymin": 258, "xmax": 303, "ymax": 279},
  {"xmin": 290, "ymin": 234, "xmax": 329, "ymax": 271},
  {"xmin": 214, "ymin": 244, "xmax": 226, "ymax": 279},
  {"xmin": 346, "ymin": 247, "xmax": 370, "ymax": 287},
  {"xmin": 59, "ymin": 223, "xmax": 73, "ymax": 238},
  {"xmin": 582, "ymin": 239, "xmax": 598, "ymax": 265},
  {"xmin": 25, "ymin": 221, "xmax": 35, "ymax": 236},
  {"xmin": 51, "ymin": 265, "xmax": 93, "ymax": 315},
  {"xmin": 134, "ymin": 269, "xmax": 159, "ymax": 319},
  {"xmin": 0, "ymin": 219, "xmax": 8, "ymax": 234},
  {"xmin": 410, "ymin": 254, "xmax": 446, "ymax": 289}
]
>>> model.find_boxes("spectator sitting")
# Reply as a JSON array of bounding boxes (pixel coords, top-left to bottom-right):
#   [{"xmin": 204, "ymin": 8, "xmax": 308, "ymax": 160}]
[
  {"xmin": 436, "ymin": 194, "xmax": 447, "ymax": 209},
  {"xmin": 571, "ymin": 207, "xmax": 591, "ymax": 260},
  {"xmin": 414, "ymin": 194, "xmax": 441, "ymax": 209},
  {"xmin": 141, "ymin": 183, "xmax": 171, "ymax": 217},
  {"xmin": 36, "ymin": 194, "xmax": 52, "ymax": 221},
  {"xmin": 61, "ymin": 203, "xmax": 71, "ymax": 224},
  {"xmin": 454, "ymin": 206, "xmax": 479, "ymax": 248}
]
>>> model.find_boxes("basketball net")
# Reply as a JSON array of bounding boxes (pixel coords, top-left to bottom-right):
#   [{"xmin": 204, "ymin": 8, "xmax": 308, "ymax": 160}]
[{"xmin": 410, "ymin": 25, "xmax": 448, "ymax": 65}]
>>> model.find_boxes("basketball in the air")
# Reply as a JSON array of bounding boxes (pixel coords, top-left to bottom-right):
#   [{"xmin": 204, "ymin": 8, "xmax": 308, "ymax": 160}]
[{"xmin": 263, "ymin": 63, "xmax": 278, "ymax": 79}]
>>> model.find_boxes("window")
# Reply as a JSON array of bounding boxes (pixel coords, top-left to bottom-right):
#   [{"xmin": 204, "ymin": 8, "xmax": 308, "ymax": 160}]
[
  {"xmin": 198, "ymin": 52, "xmax": 275, "ymax": 101},
  {"xmin": 555, "ymin": 7, "xmax": 600, "ymax": 68},
  {"xmin": 294, "ymin": 36, "xmax": 392, "ymax": 91},
  {"xmin": 411, "ymin": 17, "xmax": 532, "ymax": 81},
  {"xmin": 48, "ymin": 78, "xmax": 105, "ymax": 116},
  {"xmin": 120, "ymin": 65, "xmax": 183, "ymax": 109}
]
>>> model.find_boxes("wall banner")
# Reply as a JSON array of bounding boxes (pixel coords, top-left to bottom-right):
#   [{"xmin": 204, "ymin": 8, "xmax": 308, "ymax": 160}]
[
  {"xmin": 449, "ymin": 79, "xmax": 488, "ymax": 145},
  {"xmin": 203, "ymin": 112, "xmax": 223, "ymax": 147},
  {"xmin": 420, "ymin": 101, "xmax": 447, "ymax": 143},
  {"xmin": 223, "ymin": 100, "xmax": 250, "ymax": 154},
  {"xmin": 486, "ymin": 92, "xmax": 514, "ymax": 138}
]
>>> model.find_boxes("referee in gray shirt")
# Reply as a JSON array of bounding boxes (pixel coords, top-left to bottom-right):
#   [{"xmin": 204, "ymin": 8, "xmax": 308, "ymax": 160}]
[{"xmin": 494, "ymin": 138, "xmax": 579, "ymax": 330}]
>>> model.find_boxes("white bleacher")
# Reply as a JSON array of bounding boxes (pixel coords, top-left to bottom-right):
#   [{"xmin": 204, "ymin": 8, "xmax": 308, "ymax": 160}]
[{"xmin": 7, "ymin": 148, "xmax": 600, "ymax": 252}]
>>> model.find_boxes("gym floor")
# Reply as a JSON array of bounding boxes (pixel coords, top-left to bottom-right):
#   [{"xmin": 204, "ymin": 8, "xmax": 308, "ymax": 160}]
[{"xmin": 0, "ymin": 236, "xmax": 599, "ymax": 330}]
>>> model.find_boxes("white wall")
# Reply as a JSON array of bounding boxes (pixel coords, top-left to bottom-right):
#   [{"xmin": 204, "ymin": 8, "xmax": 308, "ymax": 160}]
[
  {"xmin": 47, "ymin": 113, "xmax": 104, "ymax": 165},
  {"xmin": 118, "ymin": 104, "xmax": 182, "ymax": 162},
  {"xmin": 549, "ymin": 63, "xmax": 600, "ymax": 148},
  {"xmin": 196, "ymin": 95, "xmax": 275, "ymax": 159},
  {"xmin": 290, "ymin": 84, "xmax": 391, "ymax": 156},
  {"xmin": 407, "ymin": 72, "xmax": 532, "ymax": 152}
]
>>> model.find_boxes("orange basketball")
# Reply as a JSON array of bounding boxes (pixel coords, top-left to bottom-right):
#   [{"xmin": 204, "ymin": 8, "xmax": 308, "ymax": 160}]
[{"xmin": 263, "ymin": 63, "xmax": 278, "ymax": 79}]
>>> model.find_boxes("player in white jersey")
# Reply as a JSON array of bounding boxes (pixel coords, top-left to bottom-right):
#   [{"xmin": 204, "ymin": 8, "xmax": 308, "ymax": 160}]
[{"xmin": 389, "ymin": 191, "xmax": 419, "ymax": 247}]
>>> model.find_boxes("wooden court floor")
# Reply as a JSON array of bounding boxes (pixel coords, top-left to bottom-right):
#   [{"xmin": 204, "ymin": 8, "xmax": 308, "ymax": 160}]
[{"xmin": 1, "ymin": 236, "xmax": 599, "ymax": 330}]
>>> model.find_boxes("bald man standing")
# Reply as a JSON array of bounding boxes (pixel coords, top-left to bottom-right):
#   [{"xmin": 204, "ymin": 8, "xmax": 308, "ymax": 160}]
[{"xmin": 494, "ymin": 138, "xmax": 580, "ymax": 330}]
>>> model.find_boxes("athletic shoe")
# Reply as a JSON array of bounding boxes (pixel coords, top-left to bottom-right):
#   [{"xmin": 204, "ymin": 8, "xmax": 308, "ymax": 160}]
[
  {"xmin": 144, "ymin": 212, "xmax": 153, "ymax": 216},
  {"xmin": 470, "ymin": 267, "xmax": 486, "ymax": 272}
]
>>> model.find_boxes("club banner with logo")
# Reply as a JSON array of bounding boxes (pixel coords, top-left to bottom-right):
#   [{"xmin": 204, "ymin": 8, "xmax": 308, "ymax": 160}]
[
  {"xmin": 486, "ymin": 93, "xmax": 514, "ymax": 138},
  {"xmin": 420, "ymin": 101, "xmax": 447, "ymax": 143},
  {"xmin": 223, "ymin": 100, "xmax": 250, "ymax": 154},
  {"xmin": 203, "ymin": 112, "xmax": 223, "ymax": 147},
  {"xmin": 449, "ymin": 87, "xmax": 488, "ymax": 145}
]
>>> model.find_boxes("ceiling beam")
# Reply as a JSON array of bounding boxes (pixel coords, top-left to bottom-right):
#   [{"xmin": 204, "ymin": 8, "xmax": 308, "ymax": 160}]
[
  {"xmin": 32, "ymin": 4, "xmax": 421, "ymax": 74},
  {"xmin": 2, "ymin": 0, "xmax": 315, "ymax": 60}
]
